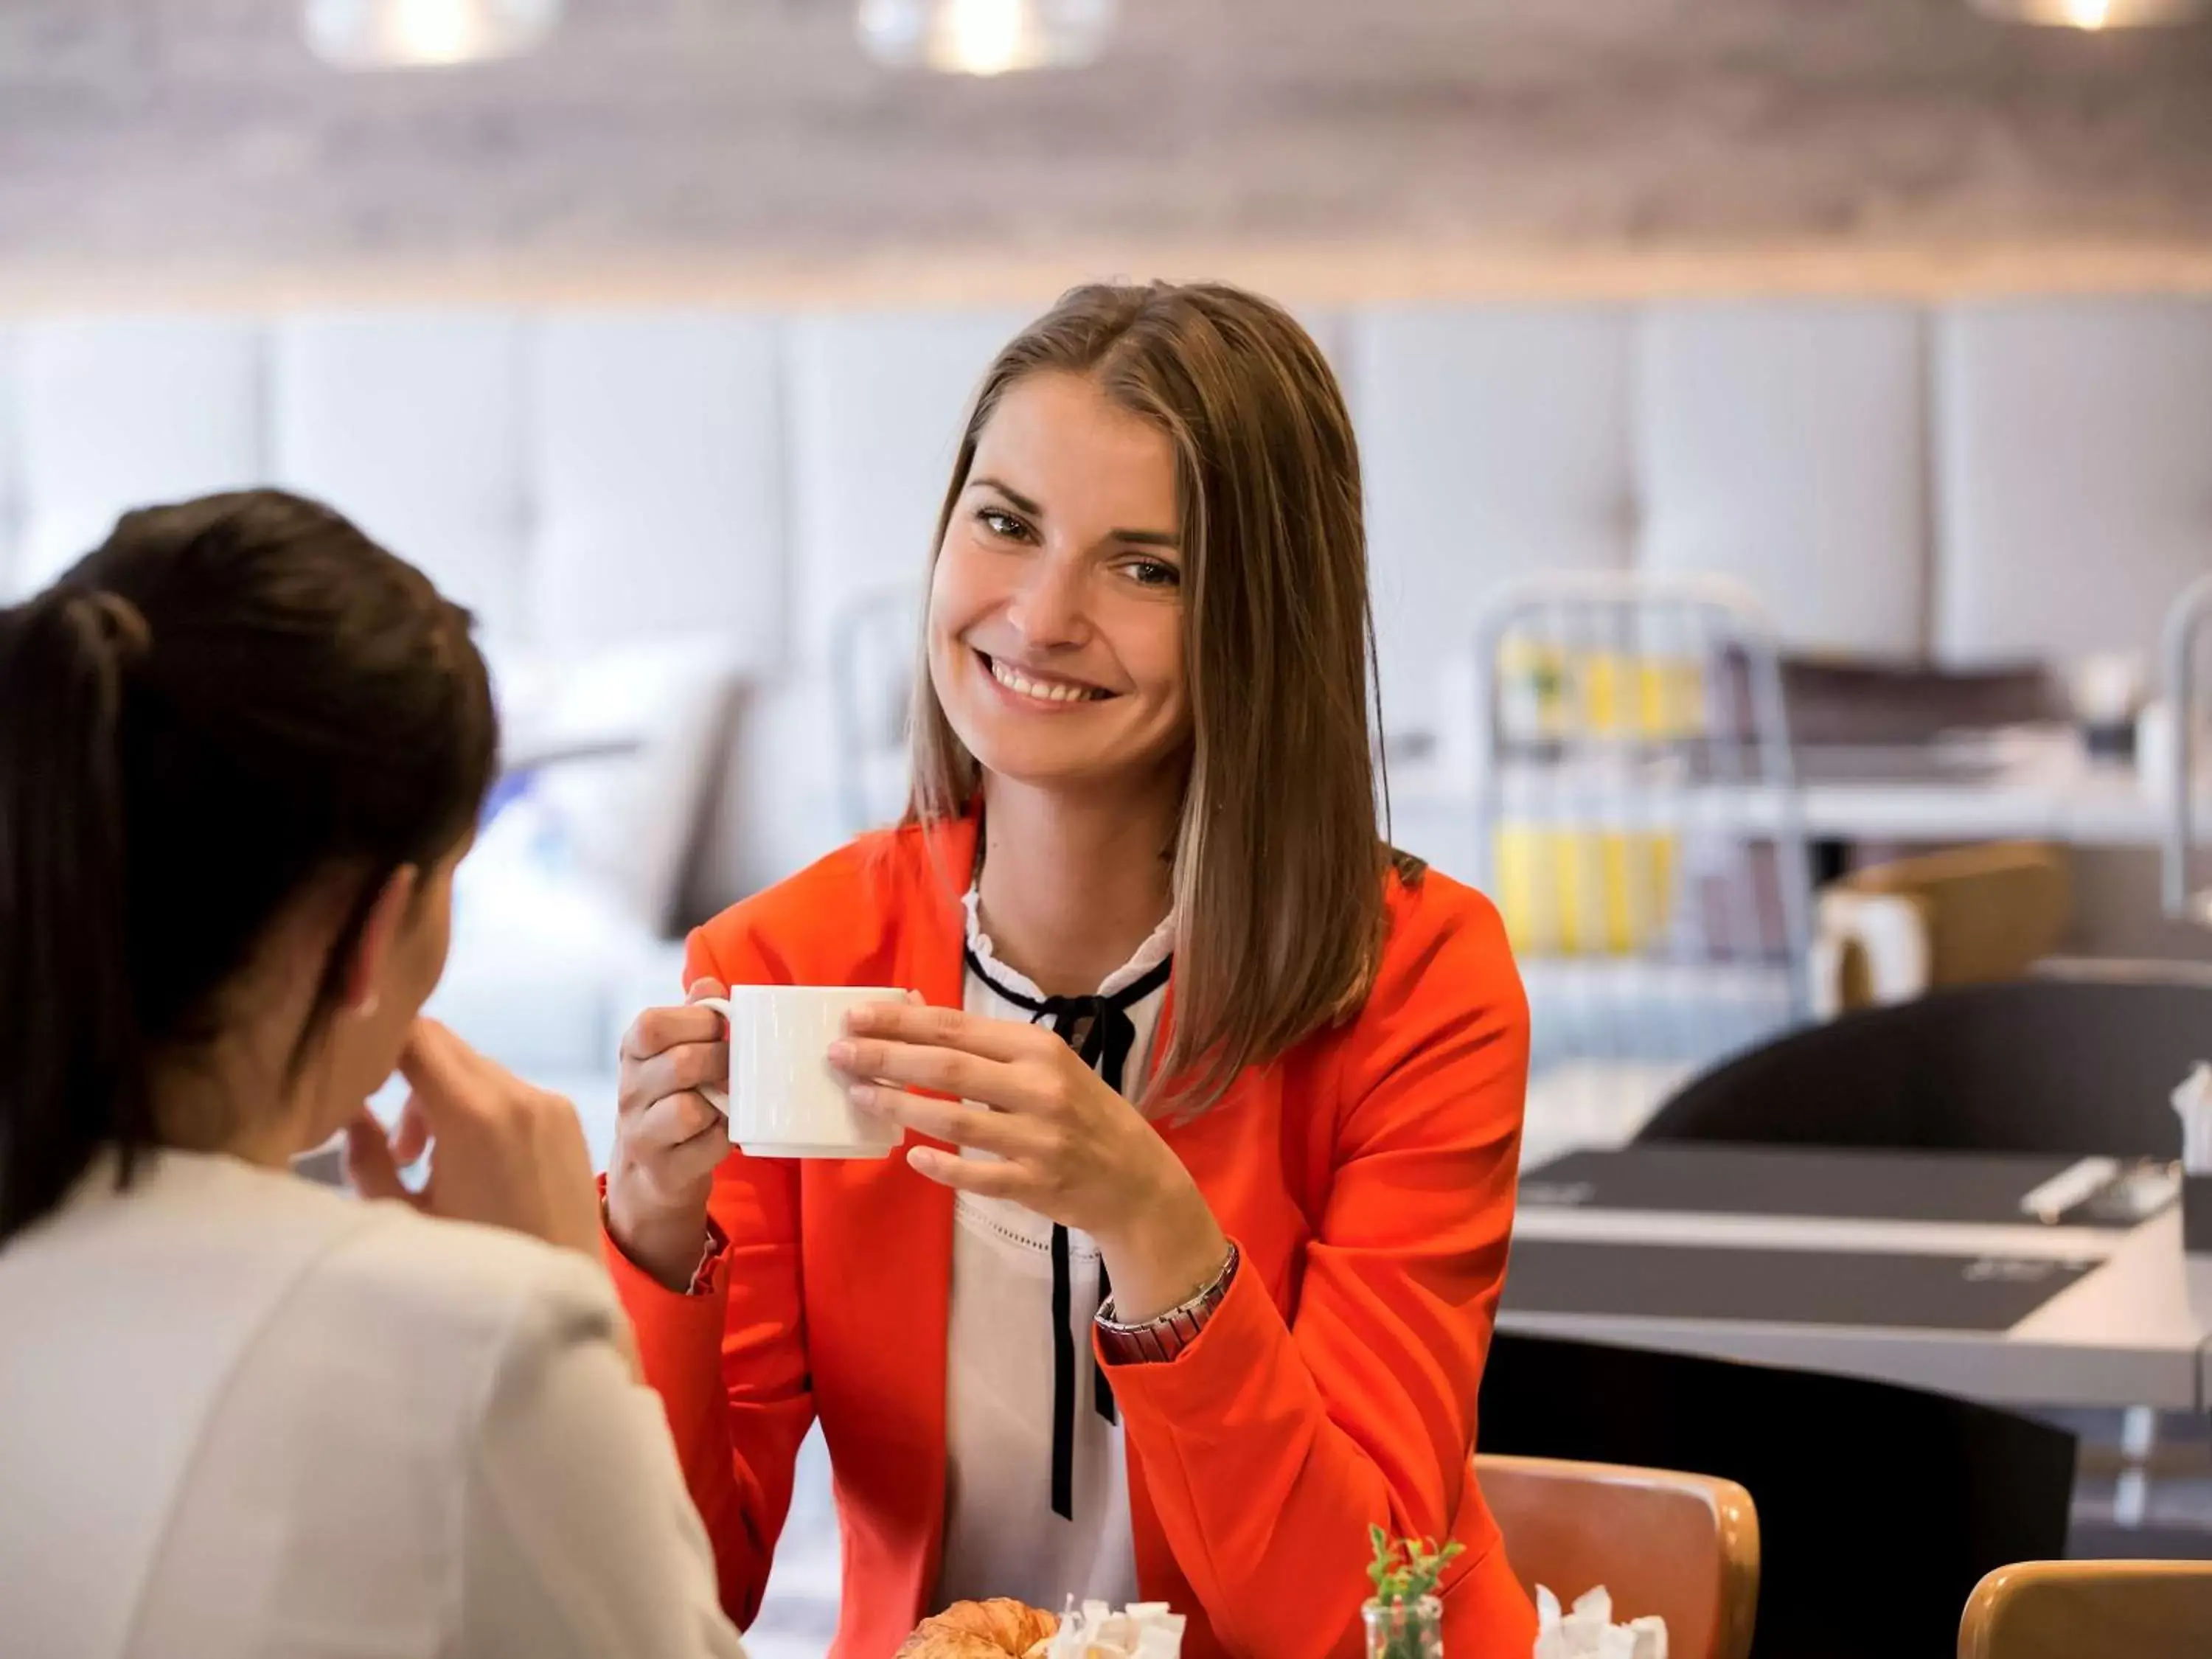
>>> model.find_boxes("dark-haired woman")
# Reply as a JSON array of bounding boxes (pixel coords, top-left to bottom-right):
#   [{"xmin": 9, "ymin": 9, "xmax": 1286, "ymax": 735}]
[
  {"xmin": 0, "ymin": 491, "xmax": 747, "ymax": 1659},
  {"xmin": 609, "ymin": 285, "xmax": 1537, "ymax": 1658}
]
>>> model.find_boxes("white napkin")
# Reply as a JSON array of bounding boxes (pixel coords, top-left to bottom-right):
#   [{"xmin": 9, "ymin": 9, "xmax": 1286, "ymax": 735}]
[
  {"xmin": 1040, "ymin": 1600, "xmax": 1186, "ymax": 1658},
  {"xmin": 1534, "ymin": 1585, "xmax": 1667, "ymax": 1659},
  {"xmin": 2173, "ymin": 1063, "xmax": 2212, "ymax": 1175}
]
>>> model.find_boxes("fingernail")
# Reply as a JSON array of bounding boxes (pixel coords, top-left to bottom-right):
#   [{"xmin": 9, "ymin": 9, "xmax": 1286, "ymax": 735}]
[
  {"xmin": 827, "ymin": 1040, "xmax": 857, "ymax": 1066},
  {"xmin": 848, "ymin": 1082, "xmax": 876, "ymax": 1110}
]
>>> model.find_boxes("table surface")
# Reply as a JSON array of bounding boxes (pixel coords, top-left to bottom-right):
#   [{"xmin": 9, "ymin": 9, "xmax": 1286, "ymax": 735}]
[
  {"xmin": 1499, "ymin": 1144, "xmax": 2212, "ymax": 1413},
  {"xmin": 1791, "ymin": 735, "xmax": 2179, "ymax": 846}
]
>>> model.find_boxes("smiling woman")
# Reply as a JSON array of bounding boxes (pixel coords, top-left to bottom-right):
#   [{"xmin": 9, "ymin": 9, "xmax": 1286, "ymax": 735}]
[
  {"xmin": 909, "ymin": 288, "xmax": 1400, "ymax": 1105},
  {"xmin": 603, "ymin": 283, "xmax": 1537, "ymax": 1659}
]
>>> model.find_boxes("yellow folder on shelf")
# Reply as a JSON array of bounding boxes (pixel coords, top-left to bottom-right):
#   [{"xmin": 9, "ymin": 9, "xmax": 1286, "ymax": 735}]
[
  {"xmin": 1496, "ymin": 641, "xmax": 1706, "ymax": 741},
  {"xmin": 1495, "ymin": 825, "xmax": 1679, "ymax": 957}
]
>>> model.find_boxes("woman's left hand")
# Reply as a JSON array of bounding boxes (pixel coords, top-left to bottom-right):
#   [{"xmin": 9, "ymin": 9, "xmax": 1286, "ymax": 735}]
[{"xmin": 830, "ymin": 1001, "xmax": 1231, "ymax": 1322}]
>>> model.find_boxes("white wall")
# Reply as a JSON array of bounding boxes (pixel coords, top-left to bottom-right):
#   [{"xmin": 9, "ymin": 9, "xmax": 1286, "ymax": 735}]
[
  {"xmin": 1637, "ymin": 301, "xmax": 1928, "ymax": 658},
  {"xmin": 3, "ymin": 293, "xmax": 2208, "ymax": 914},
  {"xmin": 1351, "ymin": 305, "xmax": 1635, "ymax": 761},
  {"xmin": 269, "ymin": 313, "xmax": 532, "ymax": 637},
  {"xmin": 12, "ymin": 316, "xmax": 264, "ymax": 594},
  {"xmin": 1935, "ymin": 296, "xmax": 2212, "ymax": 668}
]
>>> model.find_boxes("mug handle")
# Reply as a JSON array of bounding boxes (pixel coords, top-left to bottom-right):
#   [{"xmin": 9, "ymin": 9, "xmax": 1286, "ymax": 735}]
[{"xmin": 691, "ymin": 995, "xmax": 734, "ymax": 1118}]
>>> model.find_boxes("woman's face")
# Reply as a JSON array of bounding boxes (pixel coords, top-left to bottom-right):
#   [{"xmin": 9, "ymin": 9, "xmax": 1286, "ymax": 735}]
[{"xmin": 927, "ymin": 371, "xmax": 1192, "ymax": 797}]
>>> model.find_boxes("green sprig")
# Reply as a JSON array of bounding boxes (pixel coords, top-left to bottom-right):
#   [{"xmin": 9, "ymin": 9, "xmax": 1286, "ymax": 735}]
[{"xmin": 1366, "ymin": 1528, "xmax": 1462, "ymax": 1658}]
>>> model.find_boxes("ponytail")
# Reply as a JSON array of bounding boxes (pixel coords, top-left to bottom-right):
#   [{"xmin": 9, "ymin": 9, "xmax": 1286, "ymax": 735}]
[{"xmin": 0, "ymin": 591, "xmax": 156, "ymax": 1243}]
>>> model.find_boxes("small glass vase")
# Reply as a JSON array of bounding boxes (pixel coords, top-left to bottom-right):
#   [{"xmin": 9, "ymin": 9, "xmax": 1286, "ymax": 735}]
[{"xmin": 1363, "ymin": 1594, "xmax": 1444, "ymax": 1659}]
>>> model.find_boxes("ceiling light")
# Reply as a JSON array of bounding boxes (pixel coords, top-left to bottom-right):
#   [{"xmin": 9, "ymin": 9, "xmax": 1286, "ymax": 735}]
[
  {"xmin": 856, "ymin": 0, "xmax": 1117, "ymax": 76},
  {"xmin": 1969, "ymin": 0, "xmax": 2206, "ymax": 27},
  {"xmin": 303, "ymin": 0, "xmax": 561, "ymax": 70}
]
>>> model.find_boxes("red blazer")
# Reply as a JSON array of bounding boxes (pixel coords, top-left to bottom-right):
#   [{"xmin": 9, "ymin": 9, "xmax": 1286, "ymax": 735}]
[{"xmin": 605, "ymin": 817, "xmax": 1538, "ymax": 1659}]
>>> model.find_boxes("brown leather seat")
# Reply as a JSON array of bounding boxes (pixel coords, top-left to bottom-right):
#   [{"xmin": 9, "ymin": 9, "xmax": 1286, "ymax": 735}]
[
  {"xmin": 1958, "ymin": 1560, "xmax": 2212, "ymax": 1659},
  {"xmin": 1478, "ymin": 1453, "xmax": 1759, "ymax": 1659},
  {"xmin": 1818, "ymin": 841, "xmax": 2071, "ymax": 1013}
]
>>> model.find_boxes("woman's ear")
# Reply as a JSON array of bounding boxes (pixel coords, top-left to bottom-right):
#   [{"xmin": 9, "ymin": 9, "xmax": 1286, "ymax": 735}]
[{"xmin": 339, "ymin": 865, "xmax": 421, "ymax": 1018}]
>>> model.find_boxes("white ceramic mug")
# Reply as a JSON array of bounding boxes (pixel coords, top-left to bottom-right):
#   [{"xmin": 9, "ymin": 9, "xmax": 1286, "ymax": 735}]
[{"xmin": 695, "ymin": 986, "xmax": 909, "ymax": 1159}]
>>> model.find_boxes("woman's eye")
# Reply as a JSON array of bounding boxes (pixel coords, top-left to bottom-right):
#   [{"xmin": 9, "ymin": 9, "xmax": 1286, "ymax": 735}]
[
  {"xmin": 1124, "ymin": 557, "xmax": 1182, "ymax": 589},
  {"xmin": 978, "ymin": 507, "xmax": 1031, "ymax": 541}
]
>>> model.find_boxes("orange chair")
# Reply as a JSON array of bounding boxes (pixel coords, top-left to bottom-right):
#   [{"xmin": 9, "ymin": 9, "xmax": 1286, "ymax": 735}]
[
  {"xmin": 1478, "ymin": 1453, "xmax": 1759, "ymax": 1659},
  {"xmin": 1958, "ymin": 1560, "xmax": 2212, "ymax": 1659}
]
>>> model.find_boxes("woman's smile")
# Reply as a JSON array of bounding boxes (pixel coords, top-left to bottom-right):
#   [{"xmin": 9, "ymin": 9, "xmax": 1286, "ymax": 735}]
[{"xmin": 975, "ymin": 649, "xmax": 1116, "ymax": 710}]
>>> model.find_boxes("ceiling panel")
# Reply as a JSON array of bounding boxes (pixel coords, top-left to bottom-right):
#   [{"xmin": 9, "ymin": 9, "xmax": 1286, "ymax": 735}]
[{"xmin": 0, "ymin": 1, "xmax": 2206, "ymax": 291}]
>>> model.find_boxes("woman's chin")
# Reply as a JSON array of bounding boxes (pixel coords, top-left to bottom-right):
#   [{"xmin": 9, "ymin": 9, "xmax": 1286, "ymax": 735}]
[
  {"xmin": 967, "ymin": 748, "xmax": 1106, "ymax": 793},
  {"xmin": 964, "ymin": 744, "xmax": 1177, "ymax": 802}
]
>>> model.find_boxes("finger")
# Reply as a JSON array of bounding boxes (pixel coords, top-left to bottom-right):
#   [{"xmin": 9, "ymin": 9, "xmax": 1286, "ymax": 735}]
[
  {"xmin": 829, "ymin": 1036, "xmax": 1014, "ymax": 1109},
  {"xmin": 905, "ymin": 1143, "xmax": 1034, "ymax": 1200},
  {"xmin": 637, "ymin": 1088, "xmax": 728, "ymax": 1153},
  {"xmin": 394, "ymin": 1019, "xmax": 479, "ymax": 1113},
  {"xmin": 841, "ymin": 1001, "xmax": 1041, "ymax": 1063},
  {"xmin": 622, "ymin": 1042, "xmax": 729, "ymax": 1116},
  {"xmin": 686, "ymin": 978, "xmax": 730, "ymax": 1004},
  {"xmin": 622, "ymin": 1004, "xmax": 726, "ymax": 1062},
  {"xmin": 389, "ymin": 1095, "xmax": 431, "ymax": 1165},
  {"xmin": 343, "ymin": 1110, "xmax": 424, "ymax": 1207},
  {"xmin": 850, "ymin": 1083, "xmax": 1039, "ymax": 1160},
  {"xmin": 636, "ymin": 1100, "xmax": 731, "ymax": 1192}
]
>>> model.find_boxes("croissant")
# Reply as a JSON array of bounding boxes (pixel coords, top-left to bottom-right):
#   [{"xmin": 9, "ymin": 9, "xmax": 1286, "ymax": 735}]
[{"xmin": 896, "ymin": 1598, "xmax": 1060, "ymax": 1659}]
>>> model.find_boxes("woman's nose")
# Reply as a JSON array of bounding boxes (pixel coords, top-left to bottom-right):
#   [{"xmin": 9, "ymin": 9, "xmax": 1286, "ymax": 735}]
[{"xmin": 1004, "ymin": 555, "xmax": 1089, "ymax": 648}]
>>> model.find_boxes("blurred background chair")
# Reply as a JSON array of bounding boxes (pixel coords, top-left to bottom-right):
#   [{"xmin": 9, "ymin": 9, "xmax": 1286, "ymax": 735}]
[
  {"xmin": 1957, "ymin": 1560, "xmax": 2212, "ymax": 1659},
  {"xmin": 1479, "ymin": 1453, "xmax": 1759, "ymax": 1659},
  {"xmin": 1478, "ymin": 1333, "xmax": 2078, "ymax": 1659},
  {"xmin": 1811, "ymin": 842, "xmax": 2071, "ymax": 1017},
  {"xmin": 830, "ymin": 584, "xmax": 925, "ymax": 835},
  {"xmin": 1475, "ymin": 573, "xmax": 1815, "ymax": 1164},
  {"xmin": 1635, "ymin": 976, "xmax": 2209, "ymax": 1157},
  {"xmin": 2160, "ymin": 571, "xmax": 2212, "ymax": 929}
]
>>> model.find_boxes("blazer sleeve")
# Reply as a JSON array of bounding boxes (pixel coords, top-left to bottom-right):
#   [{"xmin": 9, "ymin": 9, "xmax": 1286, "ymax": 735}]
[
  {"xmin": 1102, "ymin": 889, "xmax": 1534, "ymax": 1659},
  {"xmin": 600, "ymin": 924, "xmax": 815, "ymax": 1630},
  {"xmin": 458, "ymin": 1247, "xmax": 752, "ymax": 1659}
]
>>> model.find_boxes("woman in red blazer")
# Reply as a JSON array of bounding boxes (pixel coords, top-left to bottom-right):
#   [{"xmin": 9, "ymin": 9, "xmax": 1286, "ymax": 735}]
[{"xmin": 604, "ymin": 283, "xmax": 1536, "ymax": 1659}]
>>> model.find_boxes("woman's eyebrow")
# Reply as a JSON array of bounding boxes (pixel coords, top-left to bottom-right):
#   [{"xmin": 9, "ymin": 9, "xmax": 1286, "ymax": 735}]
[
  {"xmin": 971, "ymin": 476, "xmax": 1178, "ymax": 547},
  {"xmin": 970, "ymin": 476, "xmax": 1044, "ymax": 516}
]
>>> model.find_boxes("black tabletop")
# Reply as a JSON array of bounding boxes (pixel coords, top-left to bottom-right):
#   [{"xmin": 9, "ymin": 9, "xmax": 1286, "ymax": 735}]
[
  {"xmin": 1519, "ymin": 1144, "xmax": 2159, "ymax": 1229},
  {"xmin": 1502, "ymin": 1238, "xmax": 2096, "ymax": 1331}
]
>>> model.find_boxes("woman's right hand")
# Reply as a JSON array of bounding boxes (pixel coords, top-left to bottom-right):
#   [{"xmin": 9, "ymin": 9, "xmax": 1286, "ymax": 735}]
[
  {"xmin": 343, "ymin": 1018, "xmax": 603, "ymax": 1258},
  {"xmin": 605, "ymin": 978, "xmax": 733, "ymax": 1290}
]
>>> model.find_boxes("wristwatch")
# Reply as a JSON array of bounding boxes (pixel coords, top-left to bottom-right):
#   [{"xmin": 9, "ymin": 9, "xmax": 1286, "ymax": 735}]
[{"xmin": 1094, "ymin": 1241, "xmax": 1241, "ymax": 1366}]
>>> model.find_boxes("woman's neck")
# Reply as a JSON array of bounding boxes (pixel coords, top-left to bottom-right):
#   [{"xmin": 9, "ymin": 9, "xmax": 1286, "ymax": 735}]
[
  {"xmin": 975, "ymin": 771, "xmax": 1181, "ymax": 997},
  {"xmin": 150, "ymin": 1035, "xmax": 311, "ymax": 1172}
]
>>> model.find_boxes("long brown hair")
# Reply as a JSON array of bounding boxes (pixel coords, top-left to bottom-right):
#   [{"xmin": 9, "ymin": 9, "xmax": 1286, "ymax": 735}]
[{"xmin": 907, "ymin": 282, "xmax": 1415, "ymax": 1109}]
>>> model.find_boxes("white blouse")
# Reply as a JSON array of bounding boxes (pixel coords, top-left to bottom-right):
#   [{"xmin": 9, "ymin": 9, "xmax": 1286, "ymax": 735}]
[
  {"xmin": 0, "ymin": 1147, "xmax": 747, "ymax": 1659},
  {"xmin": 932, "ymin": 891, "xmax": 1174, "ymax": 1615}
]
